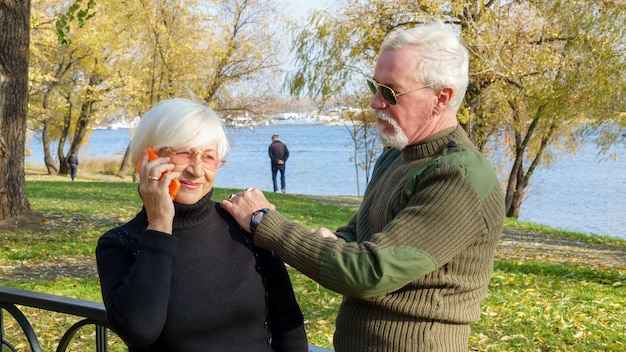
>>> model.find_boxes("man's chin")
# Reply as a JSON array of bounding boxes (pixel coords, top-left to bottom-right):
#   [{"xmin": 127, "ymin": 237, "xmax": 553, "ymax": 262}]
[
  {"xmin": 376, "ymin": 117, "xmax": 408, "ymax": 149},
  {"xmin": 376, "ymin": 120, "xmax": 394, "ymax": 137},
  {"xmin": 378, "ymin": 131, "xmax": 409, "ymax": 150}
]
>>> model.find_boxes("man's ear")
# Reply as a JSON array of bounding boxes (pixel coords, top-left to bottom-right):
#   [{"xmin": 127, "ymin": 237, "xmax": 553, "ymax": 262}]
[{"xmin": 434, "ymin": 86, "xmax": 454, "ymax": 114}]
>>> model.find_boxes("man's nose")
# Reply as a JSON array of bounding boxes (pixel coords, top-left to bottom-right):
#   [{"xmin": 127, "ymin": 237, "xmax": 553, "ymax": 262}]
[{"xmin": 370, "ymin": 91, "xmax": 388, "ymax": 110}]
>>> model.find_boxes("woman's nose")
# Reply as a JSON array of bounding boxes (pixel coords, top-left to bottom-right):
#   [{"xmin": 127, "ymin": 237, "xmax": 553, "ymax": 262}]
[{"xmin": 185, "ymin": 157, "xmax": 205, "ymax": 175}]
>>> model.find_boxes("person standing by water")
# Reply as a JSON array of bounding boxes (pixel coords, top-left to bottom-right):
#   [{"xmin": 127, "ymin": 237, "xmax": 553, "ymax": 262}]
[
  {"xmin": 96, "ymin": 98, "xmax": 307, "ymax": 352},
  {"xmin": 268, "ymin": 134, "xmax": 289, "ymax": 193},
  {"xmin": 222, "ymin": 21, "xmax": 505, "ymax": 352},
  {"xmin": 68, "ymin": 152, "xmax": 79, "ymax": 181}
]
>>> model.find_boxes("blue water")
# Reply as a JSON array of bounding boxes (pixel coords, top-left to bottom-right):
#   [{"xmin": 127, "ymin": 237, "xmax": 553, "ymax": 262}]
[{"xmin": 25, "ymin": 125, "xmax": 625, "ymax": 239}]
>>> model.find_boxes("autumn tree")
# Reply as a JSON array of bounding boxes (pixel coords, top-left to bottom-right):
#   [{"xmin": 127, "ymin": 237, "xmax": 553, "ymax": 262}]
[
  {"xmin": 26, "ymin": 0, "xmax": 289, "ymax": 178},
  {"xmin": 0, "ymin": 0, "xmax": 32, "ymax": 219},
  {"xmin": 29, "ymin": 0, "xmax": 103, "ymax": 176},
  {"xmin": 461, "ymin": 0, "xmax": 626, "ymax": 217},
  {"xmin": 199, "ymin": 0, "xmax": 286, "ymax": 109},
  {"xmin": 104, "ymin": 0, "xmax": 287, "ymax": 177},
  {"xmin": 287, "ymin": 5, "xmax": 391, "ymax": 190},
  {"xmin": 286, "ymin": 0, "xmax": 625, "ymax": 218}
]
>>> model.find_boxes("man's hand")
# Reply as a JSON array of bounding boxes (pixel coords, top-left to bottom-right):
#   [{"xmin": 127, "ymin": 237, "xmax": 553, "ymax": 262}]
[
  {"xmin": 220, "ymin": 188, "xmax": 275, "ymax": 232},
  {"xmin": 311, "ymin": 227, "xmax": 338, "ymax": 239}
]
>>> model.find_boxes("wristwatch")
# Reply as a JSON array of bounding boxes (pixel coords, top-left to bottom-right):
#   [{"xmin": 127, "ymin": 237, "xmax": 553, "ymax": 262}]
[{"xmin": 250, "ymin": 208, "xmax": 270, "ymax": 234}]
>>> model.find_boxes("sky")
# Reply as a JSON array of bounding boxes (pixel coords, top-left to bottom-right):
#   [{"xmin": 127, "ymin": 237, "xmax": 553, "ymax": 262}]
[
  {"xmin": 271, "ymin": 0, "xmax": 328, "ymax": 73},
  {"xmin": 274, "ymin": 0, "xmax": 327, "ymax": 19},
  {"xmin": 269, "ymin": 0, "xmax": 345, "ymax": 98}
]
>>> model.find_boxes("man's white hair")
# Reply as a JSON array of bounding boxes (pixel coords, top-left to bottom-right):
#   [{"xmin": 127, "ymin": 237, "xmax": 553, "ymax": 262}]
[{"xmin": 381, "ymin": 21, "xmax": 469, "ymax": 113}]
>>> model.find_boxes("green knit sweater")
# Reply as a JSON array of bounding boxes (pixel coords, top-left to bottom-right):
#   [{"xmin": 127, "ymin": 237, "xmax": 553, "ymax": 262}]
[{"xmin": 254, "ymin": 126, "xmax": 505, "ymax": 352}]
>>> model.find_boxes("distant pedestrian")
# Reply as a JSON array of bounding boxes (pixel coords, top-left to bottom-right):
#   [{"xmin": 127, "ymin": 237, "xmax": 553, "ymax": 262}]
[
  {"xmin": 268, "ymin": 135, "xmax": 289, "ymax": 193},
  {"xmin": 68, "ymin": 152, "xmax": 79, "ymax": 181}
]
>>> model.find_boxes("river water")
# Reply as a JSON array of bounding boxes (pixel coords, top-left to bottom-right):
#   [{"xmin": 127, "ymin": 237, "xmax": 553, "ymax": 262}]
[{"xmin": 25, "ymin": 125, "xmax": 625, "ymax": 239}]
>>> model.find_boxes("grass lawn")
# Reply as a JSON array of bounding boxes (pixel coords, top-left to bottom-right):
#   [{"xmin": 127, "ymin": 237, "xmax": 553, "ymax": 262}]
[{"xmin": 1, "ymin": 180, "xmax": 624, "ymax": 351}]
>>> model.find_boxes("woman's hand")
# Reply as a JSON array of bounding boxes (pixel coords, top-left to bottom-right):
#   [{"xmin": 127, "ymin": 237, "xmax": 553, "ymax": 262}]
[{"xmin": 137, "ymin": 149, "xmax": 180, "ymax": 234}]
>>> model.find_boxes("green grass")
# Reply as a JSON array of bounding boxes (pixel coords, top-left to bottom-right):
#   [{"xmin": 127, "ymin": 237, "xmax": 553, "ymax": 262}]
[{"xmin": 1, "ymin": 180, "xmax": 625, "ymax": 351}]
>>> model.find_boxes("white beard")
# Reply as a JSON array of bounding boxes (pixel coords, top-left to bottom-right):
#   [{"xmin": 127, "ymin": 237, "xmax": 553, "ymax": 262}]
[{"xmin": 375, "ymin": 110, "xmax": 409, "ymax": 149}]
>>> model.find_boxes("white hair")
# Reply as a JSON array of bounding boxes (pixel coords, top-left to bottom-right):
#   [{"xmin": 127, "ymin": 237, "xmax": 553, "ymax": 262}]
[
  {"xmin": 130, "ymin": 98, "xmax": 230, "ymax": 165},
  {"xmin": 381, "ymin": 21, "xmax": 469, "ymax": 113}
]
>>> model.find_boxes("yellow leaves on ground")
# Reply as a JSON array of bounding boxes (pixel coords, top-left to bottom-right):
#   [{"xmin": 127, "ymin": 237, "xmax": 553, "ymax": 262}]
[{"xmin": 471, "ymin": 261, "xmax": 625, "ymax": 351}]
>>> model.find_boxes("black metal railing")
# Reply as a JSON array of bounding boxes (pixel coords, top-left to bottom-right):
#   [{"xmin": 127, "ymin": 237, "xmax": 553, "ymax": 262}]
[
  {"xmin": 0, "ymin": 286, "xmax": 111, "ymax": 352},
  {"xmin": 1, "ymin": 286, "xmax": 333, "ymax": 352}
]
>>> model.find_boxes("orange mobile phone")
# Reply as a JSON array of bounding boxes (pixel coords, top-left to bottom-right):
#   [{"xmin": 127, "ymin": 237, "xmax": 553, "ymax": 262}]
[{"xmin": 136, "ymin": 147, "xmax": 181, "ymax": 200}]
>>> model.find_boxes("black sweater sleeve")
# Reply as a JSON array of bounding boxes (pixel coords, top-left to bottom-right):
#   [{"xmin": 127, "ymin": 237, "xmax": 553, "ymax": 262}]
[
  {"xmin": 259, "ymin": 249, "xmax": 308, "ymax": 352},
  {"xmin": 96, "ymin": 227, "xmax": 178, "ymax": 346}
]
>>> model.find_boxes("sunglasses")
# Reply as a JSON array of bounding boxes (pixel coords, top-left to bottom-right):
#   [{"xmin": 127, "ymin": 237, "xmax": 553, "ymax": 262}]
[{"xmin": 366, "ymin": 78, "xmax": 430, "ymax": 105}]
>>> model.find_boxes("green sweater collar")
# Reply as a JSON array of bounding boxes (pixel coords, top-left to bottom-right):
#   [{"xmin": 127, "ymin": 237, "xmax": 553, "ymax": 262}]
[{"xmin": 402, "ymin": 125, "xmax": 467, "ymax": 161}]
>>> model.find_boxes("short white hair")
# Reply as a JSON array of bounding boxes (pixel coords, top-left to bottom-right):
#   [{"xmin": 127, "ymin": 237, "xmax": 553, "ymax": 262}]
[
  {"xmin": 381, "ymin": 21, "xmax": 469, "ymax": 113},
  {"xmin": 130, "ymin": 98, "xmax": 230, "ymax": 165}
]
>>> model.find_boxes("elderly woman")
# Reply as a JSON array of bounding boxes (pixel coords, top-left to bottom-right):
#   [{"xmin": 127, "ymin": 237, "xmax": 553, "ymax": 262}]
[{"xmin": 96, "ymin": 98, "xmax": 308, "ymax": 352}]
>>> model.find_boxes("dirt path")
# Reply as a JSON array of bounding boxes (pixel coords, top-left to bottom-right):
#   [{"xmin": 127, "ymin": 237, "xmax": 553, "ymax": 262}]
[{"xmin": 498, "ymin": 227, "xmax": 626, "ymax": 271}]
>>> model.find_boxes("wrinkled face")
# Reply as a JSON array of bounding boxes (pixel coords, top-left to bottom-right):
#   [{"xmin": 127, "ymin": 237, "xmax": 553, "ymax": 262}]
[
  {"xmin": 158, "ymin": 144, "xmax": 222, "ymax": 204},
  {"xmin": 370, "ymin": 48, "xmax": 439, "ymax": 148}
]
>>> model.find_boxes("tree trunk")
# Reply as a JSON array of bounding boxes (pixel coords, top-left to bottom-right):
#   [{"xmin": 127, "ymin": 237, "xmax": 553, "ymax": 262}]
[
  {"xmin": 57, "ymin": 99, "xmax": 73, "ymax": 176},
  {"xmin": 0, "ymin": 0, "xmax": 32, "ymax": 219},
  {"xmin": 505, "ymin": 160, "xmax": 526, "ymax": 218},
  {"xmin": 42, "ymin": 119, "xmax": 59, "ymax": 174},
  {"xmin": 116, "ymin": 142, "xmax": 133, "ymax": 179},
  {"xmin": 60, "ymin": 97, "xmax": 94, "ymax": 176}
]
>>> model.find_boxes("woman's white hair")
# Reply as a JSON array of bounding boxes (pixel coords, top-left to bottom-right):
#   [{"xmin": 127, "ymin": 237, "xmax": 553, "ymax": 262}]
[
  {"xmin": 381, "ymin": 20, "xmax": 469, "ymax": 113},
  {"xmin": 130, "ymin": 98, "xmax": 230, "ymax": 165}
]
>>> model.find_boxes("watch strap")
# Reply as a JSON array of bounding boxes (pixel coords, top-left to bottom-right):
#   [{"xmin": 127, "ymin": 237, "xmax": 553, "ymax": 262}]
[{"xmin": 250, "ymin": 208, "xmax": 270, "ymax": 234}]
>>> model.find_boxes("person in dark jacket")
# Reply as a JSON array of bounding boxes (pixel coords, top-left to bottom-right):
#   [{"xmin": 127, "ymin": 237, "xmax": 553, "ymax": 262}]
[
  {"xmin": 268, "ymin": 135, "xmax": 289, "ymax": 193},
  {"xmin": 68, "ymin": 152, "xmax": 79, "ymax": 181},
  {"xmin": 96, "ymin": 98, "xmax": 307, "ymax": 352}
]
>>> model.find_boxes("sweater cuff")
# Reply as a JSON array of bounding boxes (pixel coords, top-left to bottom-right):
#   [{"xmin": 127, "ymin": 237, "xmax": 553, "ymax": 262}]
[
  {"xmin": 139, "ymin": 229, "xmax": 178, "ymax": 257},
  {"xmin": 254, "ymin": 210, "xmax": 289, "ymax": 248}
]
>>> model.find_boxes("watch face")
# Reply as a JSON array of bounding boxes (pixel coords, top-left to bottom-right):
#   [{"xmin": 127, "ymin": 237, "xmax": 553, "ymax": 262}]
[
  {"xmin": 250, "ymin": 208, "xmax": 269, "ymax": 234},
  {"xmin": 254, "ymin": 209, "xmax": 268, "ymax": 223}
]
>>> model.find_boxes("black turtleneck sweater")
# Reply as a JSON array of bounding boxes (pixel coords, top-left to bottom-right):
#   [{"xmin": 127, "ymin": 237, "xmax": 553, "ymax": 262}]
[{"xmin": 96, "ymin": 191, "xmax": 307, "ymax": 352}]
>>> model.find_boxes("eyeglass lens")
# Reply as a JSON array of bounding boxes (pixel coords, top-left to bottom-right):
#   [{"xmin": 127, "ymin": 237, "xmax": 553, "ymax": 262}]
[
  {"xmin": 164, "ymin": 148, "xmax": 219, "ymax": 170},
  {"xmin": 367, "ymin": 79, "xmax": 398, "ymax": 105}
]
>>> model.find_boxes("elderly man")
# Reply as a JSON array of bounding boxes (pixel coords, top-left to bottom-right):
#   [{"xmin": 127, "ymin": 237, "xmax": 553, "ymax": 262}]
[{"xmin": 222, "ymin": 21, "xmax": 505, "ymax": 352}]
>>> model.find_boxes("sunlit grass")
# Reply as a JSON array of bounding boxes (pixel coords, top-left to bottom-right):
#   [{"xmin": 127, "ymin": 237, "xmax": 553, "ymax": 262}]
[{"xmin": 472, "ymin": 260, "xmax": 625, "ymax": 351}]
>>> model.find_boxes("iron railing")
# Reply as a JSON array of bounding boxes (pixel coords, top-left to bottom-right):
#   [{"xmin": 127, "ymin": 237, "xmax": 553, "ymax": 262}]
[
  {"xmin": 0, "ymin": 286, "xmax": 111, "ymax": 352},
  {"xmin": 1, "ymin": 286, "xmax": 333, "ymax": 352}
]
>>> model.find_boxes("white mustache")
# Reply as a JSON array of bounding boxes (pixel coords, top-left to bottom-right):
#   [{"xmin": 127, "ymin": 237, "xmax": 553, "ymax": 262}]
[
  {"xmin": 374, "ymin": 110, "xmax": 393, "ymax": 123},
  {"xmin": 375, "ymin": 110, "xmax": 400, "ymax": 130}
]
